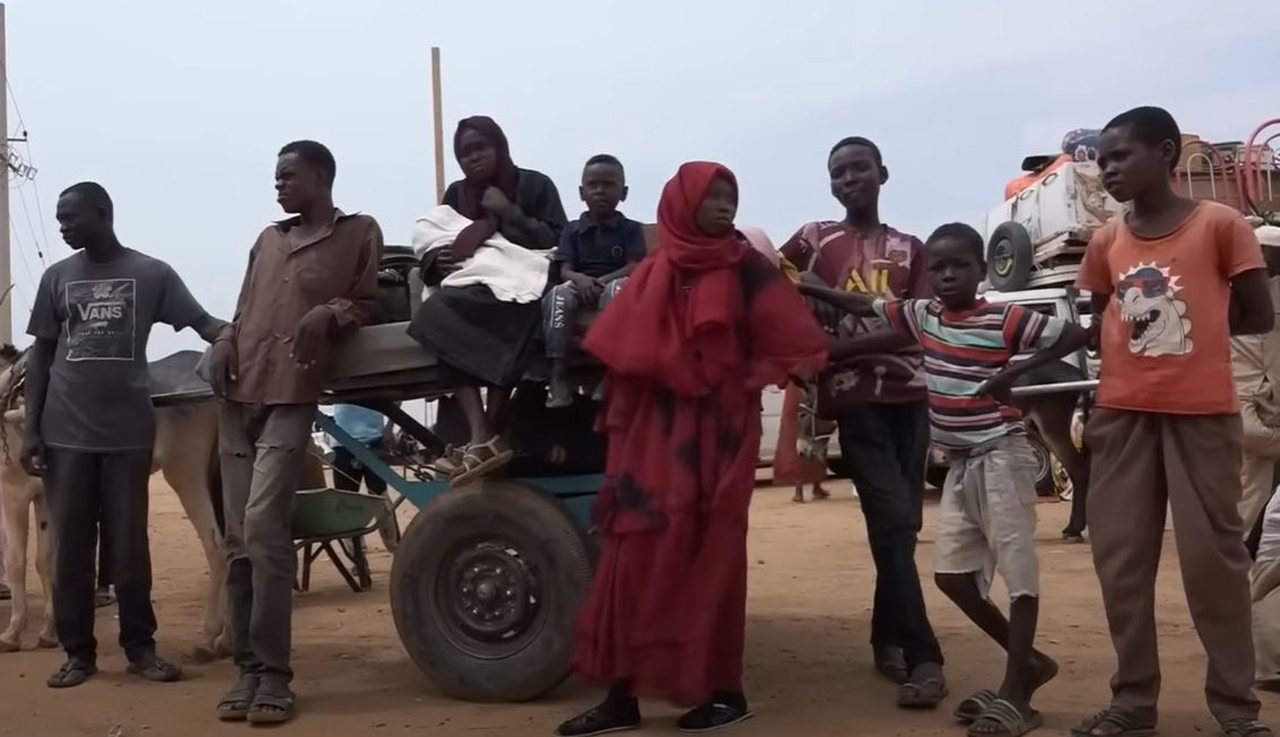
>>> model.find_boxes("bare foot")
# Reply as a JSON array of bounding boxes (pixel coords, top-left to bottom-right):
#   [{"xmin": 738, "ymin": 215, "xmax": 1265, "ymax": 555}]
[
  {"xmin": 812, "ymin": 484, "xmax": 831, "ymax": 500},
  {"xmin": 792, "ymin": 486, "xmax": 805, "ymax": 503}
]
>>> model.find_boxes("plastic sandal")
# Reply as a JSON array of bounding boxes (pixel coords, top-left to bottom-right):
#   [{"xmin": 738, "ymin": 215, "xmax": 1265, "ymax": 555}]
[{"xmin": 968, "ymin": 698, "xmax": 1043, "ymax": 737}]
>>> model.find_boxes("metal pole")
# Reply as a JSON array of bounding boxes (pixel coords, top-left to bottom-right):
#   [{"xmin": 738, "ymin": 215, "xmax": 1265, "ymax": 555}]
[
  {"xmin": 431, "ymin": 46, "xmax": 445, "ymax": 204},
  {"xmin": 1008, "ymin": 380, "xmax": 1099, "ymax": 397},
  {"xmin": 0, "ymin": 3, "xmax": 13, "ymax": 345}
]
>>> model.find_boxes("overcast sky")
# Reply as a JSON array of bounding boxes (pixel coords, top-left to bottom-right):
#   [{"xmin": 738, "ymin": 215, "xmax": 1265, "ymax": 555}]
[{"xmin": 5, "ymin": 0, "xmax": 1276, "ymax": 357}]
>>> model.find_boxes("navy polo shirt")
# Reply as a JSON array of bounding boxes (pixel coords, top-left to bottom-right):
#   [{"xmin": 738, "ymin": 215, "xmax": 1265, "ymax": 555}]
[{"xmin": 552, "ymin": 212, "xmax": 647, "ymax": 278}]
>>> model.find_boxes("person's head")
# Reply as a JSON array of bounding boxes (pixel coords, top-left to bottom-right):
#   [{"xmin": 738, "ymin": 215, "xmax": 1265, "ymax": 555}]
[
  {"xmin": 925, "ymin": 222, "xmax": 985, "ymax": 310},
  {"xmin": 453, "ymin": 116, "xmax": 511, "ymax": 185},
  {"xmin": 579, "ymin": 154, "xmax": 628, "ymax": 219},
  {"xmin": 828, "ymin": 136, "xmax": 887, "ymax": 213},
  {"xmin": 56, "ymin": 182, "xmax": 114, "ymax": 250},
  {"xmin": 275, "ymin": 140, "xmax": 335, "ymax": 214},
  {"xmin": 1098, "ymin": 106, "xmax": 1181, "ymax": 203},
  {"xmin": 656, "ymin": 162, "xmax": 739, "ymax": 245}
]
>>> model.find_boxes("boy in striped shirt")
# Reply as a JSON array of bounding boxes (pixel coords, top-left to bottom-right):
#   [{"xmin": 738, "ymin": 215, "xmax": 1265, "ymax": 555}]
[{"xmin": 800, "ymin": 223, "xmax": 1088, "ymax": 736}]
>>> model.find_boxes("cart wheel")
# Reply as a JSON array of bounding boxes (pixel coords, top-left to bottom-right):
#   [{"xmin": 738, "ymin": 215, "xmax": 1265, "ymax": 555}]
[
  {"xmin": 390, "ymin": 480, "xmax": 593, "ymax": 702},
  {"xmin": 987, "ymin": 221, "xmax": 1034, "ymax": 292}
]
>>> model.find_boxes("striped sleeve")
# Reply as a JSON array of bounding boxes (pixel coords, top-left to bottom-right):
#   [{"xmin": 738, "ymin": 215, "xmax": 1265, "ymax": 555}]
[
  {"xmin": 873, "ymin": 298, "xmax": 924, "ymax": 341},
  {"xmin": 1004, "ymin": 304, "xmax": 1069, "ymax": 352}
]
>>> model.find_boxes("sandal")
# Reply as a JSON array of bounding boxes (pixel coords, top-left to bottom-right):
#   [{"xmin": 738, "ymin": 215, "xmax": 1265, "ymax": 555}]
[
  {"xmin": 46, "ymin": 658, "xmax": 97, "ymax": 689},
  {"xmin": 94, "ymin": 587, "xmax": 116, "ymax": 608},
  {"xmin": 955, "ymin": 689, "xmax": 999, "ymax": 723},
  {"xmin": 433, "ymin": 445, "xmax": 467, "ymax": 475},
  {"xmin": 450, "ymin": 436, "xmax": 514, "ymax": 488},
  {"xmin": 898, "ymin": 664, "xmax": 948, "ymax": 709},
  {"xmin": 968, "ymin": 698, "xmax": 1043, "ymax": 737},
  {"xmin": 216, "ymin": 674, "xmax": 260, "ymax": 721},
  {"xmin": 127, "ymin": 655, "xmax": 182, "ymax": 683},
  {"xmin": 247, "ymin": 682, "xmax": 296, "ymax": 725},
  {"xmin": 1221, "ymin": 718, "xmax": 1274, "ymax": 737},
  {"xmin": 1070, "ymin": 708, "xmax": 1156, "ymax": 737},
  {"xmin": 0, "ymin": 583, "xmax": 10, "ymax": 601}
]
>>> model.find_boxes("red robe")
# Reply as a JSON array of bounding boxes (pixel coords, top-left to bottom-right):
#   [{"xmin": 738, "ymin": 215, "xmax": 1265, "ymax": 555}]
[{"xmin": 573, "ymin": 162, "xmax": 828, "ymax": 705}]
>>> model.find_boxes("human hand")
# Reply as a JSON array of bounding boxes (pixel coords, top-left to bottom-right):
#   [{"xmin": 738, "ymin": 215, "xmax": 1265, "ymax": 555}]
[
  {"xmin": 977, "ymin": 371, "xmax": 1017, "ymax": 404},
  {"xmin": 20, "ymin": 433, "xmax": 46, "ymax": 477},
  {"xmin": 798, "ymin": 275, "xmax": 842, "ymax": 332},
  {"xmin": 434, "ymin": 247, "xmax": 462, "ymax": 275},
  {"xmin": 208, "ymin": 339, "xmax": 238, "ymax": 398},
  {"xmin": 481, "ymin": 186, "xmax": 512, "ymax": 216},
  {"xmin": 290, "ymin": 306, "xmax": 332, "ymax": 370},
  {"xmin": 570, "ymin": 273, "xmax": 604, "ymax": 305}
]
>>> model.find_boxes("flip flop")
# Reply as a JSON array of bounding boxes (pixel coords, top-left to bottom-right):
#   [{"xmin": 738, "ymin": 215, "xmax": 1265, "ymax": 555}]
[
  {"xmin": 46, "ymin": 659, "xmax": 97, "ymax": 689},
  {"xmin": 126, "ymin": 655, "xmax": 182, "ymax": 683},
  {"xmin": 216, "ymin": 674, "xmax": 260, "ymax": 721},
  {"xmin": 898, "ymin": 676, "xmax": 948, "ymax": 709},
  {"xmin": 246, "ymin": 685, "xmax": 296, "ymax": 726},
  {"xmin": 450, "ymin": 436, "xmax": 514, "ymax": 488},
  {"xmin": 1220, "ymin": 718, "xmax": 1275, "ymax": 737},
  {"xmin": 968, "ymin": 698, "xmax": 1044, "ymax": 737},
  {"xmin": 955, "ymin": 689, "xmax": 999, "ymax": 723},
  {"xmin": 1070, "ymin": 708, "xmax": 1156, "ymax": 737}
]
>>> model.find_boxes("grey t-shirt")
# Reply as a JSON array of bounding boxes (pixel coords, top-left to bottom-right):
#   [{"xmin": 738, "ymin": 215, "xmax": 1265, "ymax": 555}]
[{"xmin": 27, "ymin": 248, "xmax": 208, "ymax": 452}]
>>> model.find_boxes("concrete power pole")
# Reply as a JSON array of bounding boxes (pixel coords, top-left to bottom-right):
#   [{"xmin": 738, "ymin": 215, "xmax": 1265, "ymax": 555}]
[
  {"xmin": 0, "ymin": 3, "xmax": 12, "ymax": 345},
  {"xmin": 431, "ymin": 46, "xmax": 444, "ymax": 204}
]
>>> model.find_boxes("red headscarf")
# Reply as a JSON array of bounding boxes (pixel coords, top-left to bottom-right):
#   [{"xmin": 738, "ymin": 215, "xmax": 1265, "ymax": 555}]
[
  {"xmin": 450, "ymin": 116, "xmax": 521, "ymax": 260},
  {"xmin": 584, "ymin": 162, "xmax": 752, "ymax": 396}
]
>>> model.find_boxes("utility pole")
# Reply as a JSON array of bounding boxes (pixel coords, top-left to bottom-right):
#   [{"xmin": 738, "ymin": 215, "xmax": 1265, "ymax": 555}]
[
  {"xmin": 0, "ymin": 3, "xmax": 13, "ymax": 346},
  {"xmin": 431, "ymin": 46, "xmax": 445, "ymax": 204}
]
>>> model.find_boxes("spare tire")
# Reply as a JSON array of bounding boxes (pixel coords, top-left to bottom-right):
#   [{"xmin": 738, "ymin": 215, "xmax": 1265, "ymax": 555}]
[
  {"xmin": 987, "ymin": 222, "xmax": 1034, "ymax": 292},
  {"xmin": 390, "ymin": 481, "xmax": 593, "ymax": 702}
]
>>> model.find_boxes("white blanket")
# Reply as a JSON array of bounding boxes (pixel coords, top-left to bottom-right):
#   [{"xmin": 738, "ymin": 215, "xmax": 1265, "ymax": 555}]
[{"xmin": 411, "ymin": 205, "xmax": 551, "ymax": 304}]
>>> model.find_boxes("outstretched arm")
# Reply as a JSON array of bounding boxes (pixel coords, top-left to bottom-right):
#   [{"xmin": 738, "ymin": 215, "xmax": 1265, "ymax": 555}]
[
  {"xmin": 796, "ymin": 281, "xmax": 878, "ymax": 317},
  {"xmin": 979, "ymin": 323, "xmax": 1091, "ymax": 402}
]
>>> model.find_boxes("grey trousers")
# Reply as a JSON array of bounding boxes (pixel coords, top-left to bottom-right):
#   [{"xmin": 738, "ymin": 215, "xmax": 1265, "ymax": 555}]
[
  {"xmin": 219, "ymin": 402, "xmax": 316, "ymax": 682},
  {"xmin": 542, "ymin": 277, "xmax": 626, "ymax": 359}
]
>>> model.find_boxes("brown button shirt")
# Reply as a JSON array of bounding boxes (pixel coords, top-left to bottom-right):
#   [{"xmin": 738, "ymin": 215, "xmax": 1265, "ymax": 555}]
[{"xmin": 227, "ymin": 209, "xmax": 384, "ymax": 405}]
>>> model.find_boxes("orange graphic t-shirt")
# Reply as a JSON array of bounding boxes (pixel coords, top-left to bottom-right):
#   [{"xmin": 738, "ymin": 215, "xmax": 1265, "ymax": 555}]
[{"xmin": 1076, "ymin": 201, "xmax": 1264, "ymax": 415}]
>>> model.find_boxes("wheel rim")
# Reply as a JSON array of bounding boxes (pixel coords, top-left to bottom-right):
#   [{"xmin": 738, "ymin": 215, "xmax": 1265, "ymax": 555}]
[
  {"xmin": 992, "ymin": 238, "xmax": 1014, "ymax": 277},
  {"xmin": 436, "ymin": 537, "xmax": 545, "ymax": 659},
  {"xmin": 1030, "ymin": 439, "xmax": 1051, "ymax": 484}
]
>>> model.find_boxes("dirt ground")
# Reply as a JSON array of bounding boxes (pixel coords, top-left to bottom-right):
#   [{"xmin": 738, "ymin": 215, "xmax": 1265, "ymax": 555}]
[{"xmin": 0, "ymin": 479, "xmax": 1275, "ymax": 737}]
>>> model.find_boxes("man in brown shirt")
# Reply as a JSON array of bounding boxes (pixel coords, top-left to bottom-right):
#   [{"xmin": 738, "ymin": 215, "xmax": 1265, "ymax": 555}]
[{"xmin": 207, "ymin": 140, "xmax": 383, "ymax": 725}]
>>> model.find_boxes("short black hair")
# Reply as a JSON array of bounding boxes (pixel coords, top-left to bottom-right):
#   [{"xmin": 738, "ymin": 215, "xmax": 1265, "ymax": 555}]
[
  {"xmin": 278, "ymin": 140, "xmax": 337, "ymax": 185},
  {"xmin": 926, "ymin": 222, "xmax": 985, "ymax": 264},
  {"xmin": 59, "ymin": 181, "xmax": 113, "ymax": 218},
  {"xmin": 1103, "ymin": 106, "xmax": 1182, "ymax": 172},
  {"xmin": 584, "ymin": 153, "xmax": 625, "ymax": 179},
  {"xmin": 829, "ymin": 136, "xmax": 883, "ymax": 167}
]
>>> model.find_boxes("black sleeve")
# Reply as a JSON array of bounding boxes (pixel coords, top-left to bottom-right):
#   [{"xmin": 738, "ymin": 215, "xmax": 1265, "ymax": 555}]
[
  {"xmin": 497, "ymin": 170, "xmax": 568, "ymax": 250},
  {"xmin": 623, "ymin": 222, "xmax": 648, "ymax": 264},
  {"xmin": 441, "ymin": 181, "xmax": 461, "ymax": 209}
]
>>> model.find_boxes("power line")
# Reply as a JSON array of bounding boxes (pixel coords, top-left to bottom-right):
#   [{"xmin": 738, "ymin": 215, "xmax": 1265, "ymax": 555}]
[
  {"xmin": 14, "ymin": 185, "xmax": 46, "ymax": 268},
  {"xmin": 6, "ymin": 76, "xmax": 50, "ymax": 264},
  {"xmin": 9, "ymin": 218, "xmax": 39, "ymax": 296}
]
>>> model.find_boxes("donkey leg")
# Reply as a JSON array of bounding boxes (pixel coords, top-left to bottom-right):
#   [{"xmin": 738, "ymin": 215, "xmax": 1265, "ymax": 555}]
[
  {"xmin": 33, "ymin": 490, "xmax": 57, "ymax": 647},
  {"xmin": 0, "ymin": 488, "xmax": 29, "ymax": 650},
  {"xmin": 162, "ymin": 455, "xmax": 228, "ymax": 661}
]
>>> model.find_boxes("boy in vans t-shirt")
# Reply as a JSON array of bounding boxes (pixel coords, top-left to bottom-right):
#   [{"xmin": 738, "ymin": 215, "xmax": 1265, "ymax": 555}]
[{"xmin": 1071, "ymin": 107, "xmax": 1274, "ymax": 737}]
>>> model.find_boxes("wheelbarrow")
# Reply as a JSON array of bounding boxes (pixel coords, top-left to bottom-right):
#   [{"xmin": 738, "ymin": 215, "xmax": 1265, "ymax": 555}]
[{"xmin": 292, "ymin": 486, "xmax": 409, "ymax": 593}]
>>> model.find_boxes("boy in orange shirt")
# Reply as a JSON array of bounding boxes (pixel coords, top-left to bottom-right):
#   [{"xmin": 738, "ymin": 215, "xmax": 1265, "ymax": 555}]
[{"xmin": 1071, "ymin": 106, "xmax": 1274, "ymax": 737}]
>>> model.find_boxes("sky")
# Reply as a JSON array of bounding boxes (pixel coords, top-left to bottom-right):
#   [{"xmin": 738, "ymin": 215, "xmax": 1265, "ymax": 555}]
[{"xmin": 4, "ymin": 0, "xmax": 1277, "ymax": 358}]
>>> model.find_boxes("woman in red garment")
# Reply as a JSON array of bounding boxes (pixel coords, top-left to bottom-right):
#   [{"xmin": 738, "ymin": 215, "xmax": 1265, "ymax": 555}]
[{"xmin": 556, "ymin": 162, "xmax": 828, "ymax": 736}]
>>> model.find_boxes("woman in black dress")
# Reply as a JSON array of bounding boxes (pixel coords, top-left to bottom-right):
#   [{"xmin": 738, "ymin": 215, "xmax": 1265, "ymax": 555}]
[{"xmin": 409, "ymin": 116, "xmax": 567, "ymax": 485}]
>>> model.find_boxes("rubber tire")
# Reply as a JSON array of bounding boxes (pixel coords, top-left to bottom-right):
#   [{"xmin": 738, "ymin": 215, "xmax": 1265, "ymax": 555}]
[
  {"xmin": 389, "ymin": 481, "xmax": 593, "ymax": 702},
  {"xmin": 986, "ymin": 222, "xmax": 1034, "ymax": 292}
]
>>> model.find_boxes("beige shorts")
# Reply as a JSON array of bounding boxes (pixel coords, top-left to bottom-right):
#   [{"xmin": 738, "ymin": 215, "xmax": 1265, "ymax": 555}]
[{"xmin": 935, "ymin": 434, "xmax": 1040, "ymax": 600}]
